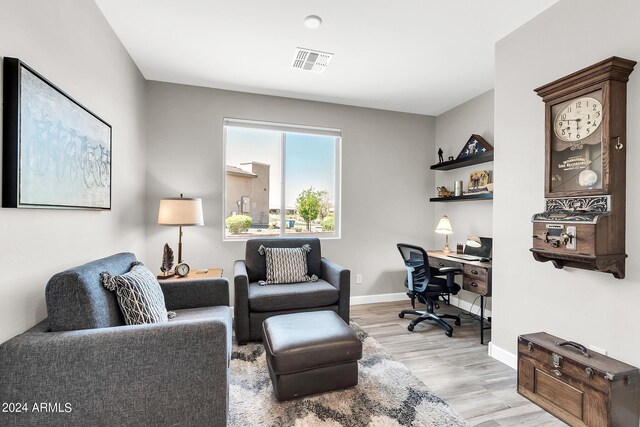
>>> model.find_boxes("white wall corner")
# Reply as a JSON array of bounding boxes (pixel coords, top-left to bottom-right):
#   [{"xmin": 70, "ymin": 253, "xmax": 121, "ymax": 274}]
[{"xmin": 488, "ymin": 341, "xmax": 517, "ymax": 370}]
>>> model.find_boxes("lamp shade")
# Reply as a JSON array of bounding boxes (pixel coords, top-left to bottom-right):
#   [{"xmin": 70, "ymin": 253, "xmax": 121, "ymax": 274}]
[
  {"xmin": 158, "ymin": 197, "xmax": 204, "ymax": 226},
  {"xmin": 435, "ymin": 215, "xmax": 453, "ymax": 234},
  {"xmin": 466, "ymin": 236, "xmax": 482, "ymax": 248}
]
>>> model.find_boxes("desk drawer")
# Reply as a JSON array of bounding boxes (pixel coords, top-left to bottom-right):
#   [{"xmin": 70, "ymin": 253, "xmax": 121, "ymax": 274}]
[
  {"xmin": 464, "ymin": 264, "xmax": 488, "ymax": 281},
  {"xmin": 428, "ymin": 257, "xmax": 461, "ymax": 269},
  {"xmin": 463, "ymin": 276, "xmax": 488, "ymax": 295},
  {"xmin": 463, "ymin": 265, "xmax": 491, "ymax": 296}
]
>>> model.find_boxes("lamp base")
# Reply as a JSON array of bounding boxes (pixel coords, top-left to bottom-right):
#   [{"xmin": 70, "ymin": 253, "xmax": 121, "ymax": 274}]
[{"xmin": 442, "ymin": 234, "xmax": 452, "ymax": 254}]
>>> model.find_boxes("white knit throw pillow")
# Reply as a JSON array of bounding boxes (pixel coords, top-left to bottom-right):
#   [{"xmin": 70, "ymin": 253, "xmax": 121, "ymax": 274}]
[
  {"xmin": 258, "ymin": 244, "xmax": 319, "ymax": 285},
  {"xmin": 101, "ymin": 262, "xmax": 176, "ymax": 325}
]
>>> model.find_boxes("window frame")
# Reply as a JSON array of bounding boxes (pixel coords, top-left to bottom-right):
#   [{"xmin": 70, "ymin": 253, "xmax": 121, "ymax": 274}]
[{"xmin": 222, "ymin": 118, "xmax": 342, "ymax": 241}]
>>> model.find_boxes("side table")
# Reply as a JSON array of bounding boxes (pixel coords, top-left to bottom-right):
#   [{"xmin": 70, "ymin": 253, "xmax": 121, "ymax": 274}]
[{"xmin": 159, "ymin": 268, "xmax": 223, "ymax": 280}]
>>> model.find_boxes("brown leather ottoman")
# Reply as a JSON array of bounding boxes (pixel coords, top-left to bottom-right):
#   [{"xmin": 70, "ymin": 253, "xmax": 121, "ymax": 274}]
[{"xmin": 262, "ymin": 310, "xmax": 362, "ymax": 401}]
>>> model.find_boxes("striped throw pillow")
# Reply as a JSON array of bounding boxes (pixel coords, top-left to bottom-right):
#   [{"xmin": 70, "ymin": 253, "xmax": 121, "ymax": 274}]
[
  {"xmin": 101, "ymin": 262, "xmax": 175, "ymax": 325},
  {"xmin": 258, "ymin": 244, "xmax": 319, "ymax": 285}
]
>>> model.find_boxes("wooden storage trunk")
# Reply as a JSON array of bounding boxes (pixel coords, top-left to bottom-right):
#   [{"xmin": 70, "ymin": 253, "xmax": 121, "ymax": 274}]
[{"xmin": 518, "ymin": 332, "xmax": 640, "ymax": 427}]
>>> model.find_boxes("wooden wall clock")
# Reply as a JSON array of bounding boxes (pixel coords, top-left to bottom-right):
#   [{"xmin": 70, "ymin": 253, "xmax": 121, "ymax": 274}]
[{"xmin": 531, "ymin": 57, "xmax": 635, "ymax": 278}]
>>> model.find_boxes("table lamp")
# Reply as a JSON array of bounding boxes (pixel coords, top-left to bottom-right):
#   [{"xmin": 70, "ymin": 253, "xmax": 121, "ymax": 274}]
[
  {"xmin": 435, "ymin": 215, "xmax": 453, "ymax": 254},
  {"xmin": 158, "ymin": 194, "xmax": 204, "ymax": 263}
]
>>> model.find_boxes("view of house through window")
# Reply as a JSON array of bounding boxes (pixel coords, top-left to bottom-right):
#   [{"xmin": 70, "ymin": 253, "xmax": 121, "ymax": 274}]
[{"xmin": 224, "ymin": 119, "xmax": 341, "ymax": 239}]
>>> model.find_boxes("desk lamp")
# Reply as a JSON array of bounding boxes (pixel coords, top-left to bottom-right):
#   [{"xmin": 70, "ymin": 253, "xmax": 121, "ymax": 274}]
[
  {"xmin": 435, "ymin": 215, "xmax": 453, "ymax": 254},
  {"xmin": 157, "ymin": 194, "xmax": 204, "ymax": 263},
  {"xmin": 466, "ymin": 236, "xmax": 482, "ymax": 248}
]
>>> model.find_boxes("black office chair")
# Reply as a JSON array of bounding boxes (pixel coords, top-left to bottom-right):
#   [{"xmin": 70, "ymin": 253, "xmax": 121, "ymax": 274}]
[{"xmin": 397, "ymin": 243, "xmax": 462, "ymax": 337}]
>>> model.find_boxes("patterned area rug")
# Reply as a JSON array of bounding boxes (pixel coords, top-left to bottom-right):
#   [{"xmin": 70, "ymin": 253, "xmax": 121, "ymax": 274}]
[{"xmin": 229, "ymin": 322, "xmax": 469, "ymax": 426}]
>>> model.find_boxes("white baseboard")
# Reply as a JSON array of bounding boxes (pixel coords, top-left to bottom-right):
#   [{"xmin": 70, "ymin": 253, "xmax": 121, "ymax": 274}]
[
  {"xmin": 350, "ymin": 292, "xmax": 407, "ymax": 305},
  {"xmin": 350, "ymin": 293, "xmax": 494, "ymax": 321},
  {"xmin": 488, "ymin": 341, "xmax": 517, "ymax": 369}
]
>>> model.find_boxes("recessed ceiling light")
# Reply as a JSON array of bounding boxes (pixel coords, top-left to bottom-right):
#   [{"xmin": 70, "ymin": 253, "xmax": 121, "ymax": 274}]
[{"xmin": 304, "ymin": 15, "xmax": 322, "ymax": 29}]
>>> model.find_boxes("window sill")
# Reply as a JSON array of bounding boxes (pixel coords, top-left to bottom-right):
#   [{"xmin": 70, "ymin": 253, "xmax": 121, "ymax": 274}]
[{"xmin": 223, "ymin": 233, "xmax": 340, "ymax": 242}]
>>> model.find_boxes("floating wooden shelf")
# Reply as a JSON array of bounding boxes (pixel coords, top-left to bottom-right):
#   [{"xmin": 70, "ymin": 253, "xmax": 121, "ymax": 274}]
[
  {"xmin": 429, "ymin": 193, "xmax": 493, "ymax": 202},
  {"xmin": 430, "ymin": 151, "xmax": 494, "ymax": 171}
]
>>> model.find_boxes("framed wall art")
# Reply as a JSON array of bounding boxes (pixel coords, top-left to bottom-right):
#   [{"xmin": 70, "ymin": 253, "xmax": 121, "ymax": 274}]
[{"xmin": 2, "ymin": 57, "xmax": 112, "ymax": 209}]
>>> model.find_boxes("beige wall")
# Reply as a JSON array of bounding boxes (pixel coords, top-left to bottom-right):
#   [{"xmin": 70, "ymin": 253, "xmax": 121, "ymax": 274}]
[
  {"xmin": 144, "ymin": 81, "xmax": 436, "ymax": 299},
  {"xmin": 434, "ymin": 90, "xmax": 495, "ymax": 311},
  {"xmin": 246, "ymin": 162, "xmax": 270, "ymax": 226},
  {"xmin": 225, "ymin": 163, "xmax": 270, "ymax": 226},
  {"xmin": 493, "ymin": 0, "xmax": 640, "ymax": 369},
  {"xmin": 226, "ymin": 173, "xmax": 254, "ymax": 217},
  {"xmin": 0, "ymin": 0, "xmax": 147, "ymax": 343}
]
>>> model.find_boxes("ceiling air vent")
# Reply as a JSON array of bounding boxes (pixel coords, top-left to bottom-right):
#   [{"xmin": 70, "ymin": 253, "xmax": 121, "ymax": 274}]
[{"xmin": 291, "ymin": 47, "xmax": 333, "ymax": 73}]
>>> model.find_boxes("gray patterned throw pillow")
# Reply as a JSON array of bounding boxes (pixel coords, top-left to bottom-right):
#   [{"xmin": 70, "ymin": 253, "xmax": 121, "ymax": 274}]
[
  {"xmin": 101, "ymin": 262, "xmax": 176, "ymax": 325},
  {"xmin": 258, "ymin": 244, "xmax": 319, "ymax": 285}
]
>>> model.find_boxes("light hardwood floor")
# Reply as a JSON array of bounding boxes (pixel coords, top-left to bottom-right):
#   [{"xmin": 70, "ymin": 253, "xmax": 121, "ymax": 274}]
[{"xmin": 351, "ymin": 300, "xmax": 567, "ymax": 426}]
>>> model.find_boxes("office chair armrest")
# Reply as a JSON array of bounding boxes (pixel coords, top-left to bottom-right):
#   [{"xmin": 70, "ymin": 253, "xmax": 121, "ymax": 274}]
[{"xmin": 438, "ymin": 267, "xmax": 462, "ymax": 294}]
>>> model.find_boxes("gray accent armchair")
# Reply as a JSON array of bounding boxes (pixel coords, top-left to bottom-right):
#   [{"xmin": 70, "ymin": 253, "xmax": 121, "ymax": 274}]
[
  {"xmin": 0, "ymin": 253, "xmax": 231, "ymax": 427},
  {"xmin": 234, "ymin": 238, "xmax": 350, "ymax": 344}
]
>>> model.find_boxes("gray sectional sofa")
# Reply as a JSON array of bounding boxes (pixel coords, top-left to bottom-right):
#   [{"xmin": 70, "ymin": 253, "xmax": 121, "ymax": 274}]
[{"xmin": 0, "ymin": 253, "xmax": 232, "ymax": 427}]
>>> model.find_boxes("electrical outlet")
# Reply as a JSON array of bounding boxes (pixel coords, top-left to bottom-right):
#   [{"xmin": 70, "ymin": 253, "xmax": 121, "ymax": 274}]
[
  {"xmin": 355, "ymin": 274, "xmax": 362, "ymax": 284},
  {"xmin": 589, "ymin": 345, "xmax": 607, "ymax": 356}
]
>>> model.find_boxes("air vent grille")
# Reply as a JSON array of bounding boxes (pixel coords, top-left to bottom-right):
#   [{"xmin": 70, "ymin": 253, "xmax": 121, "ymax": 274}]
[{"xmin": 291, "ymin": 47, "xmax": 333, "ymax": 73}]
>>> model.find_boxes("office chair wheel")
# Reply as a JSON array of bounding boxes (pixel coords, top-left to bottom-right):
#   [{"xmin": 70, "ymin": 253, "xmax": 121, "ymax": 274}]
[
  {"xmin": 445, "ymin": 330, "xmax": 453, "ymax": 337},
  {"xmin": 407, "ymin": 324, "xmax": 414, "ymax": 331},
  {"xmin": 399, "ymin": 313, "xmax": 404, "ymax": 318},
  {"xmin": 455, "ymin": 319, "xmax": 461, "ymax": 326}
]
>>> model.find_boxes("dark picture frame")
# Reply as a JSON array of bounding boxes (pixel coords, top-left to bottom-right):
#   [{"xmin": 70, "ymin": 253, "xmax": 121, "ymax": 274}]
[{"xmin": 2, "ymin": 57, "xmax": 112, "ymax": 209}]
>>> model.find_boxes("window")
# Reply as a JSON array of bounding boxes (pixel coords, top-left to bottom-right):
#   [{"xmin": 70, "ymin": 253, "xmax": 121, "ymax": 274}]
[{"xmin": 223, "ymin": 119, "xmax": 341, "ymax": 239}]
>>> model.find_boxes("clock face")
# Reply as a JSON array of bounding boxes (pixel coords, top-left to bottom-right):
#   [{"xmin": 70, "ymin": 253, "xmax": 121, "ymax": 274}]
[
  {"xmin": 553, "ymin": 96, "xmax": 603, "ymax": 142},
  {"xmin": 549, "ymin": 90, "xmax": 604, "ymax": 194},
  {"xmin": 176, "ymin": 263, "xmax": 190, "ymax": 277}
]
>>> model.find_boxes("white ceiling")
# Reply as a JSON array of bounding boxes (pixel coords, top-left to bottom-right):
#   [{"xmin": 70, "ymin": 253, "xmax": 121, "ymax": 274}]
[{"xmin": 96, "ymin": 0, "xmax": 558, "ymax": 116}]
